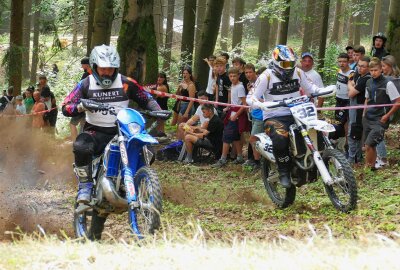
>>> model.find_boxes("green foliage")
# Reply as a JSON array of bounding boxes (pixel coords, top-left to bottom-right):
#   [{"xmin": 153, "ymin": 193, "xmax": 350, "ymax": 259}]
[
  {"xmin": 243, "ymin": 0, "xmax": 289, "ymax": 22},
  {"xmin": 317, "ymin": 43, "xmax": 342, "ymax": 85}
]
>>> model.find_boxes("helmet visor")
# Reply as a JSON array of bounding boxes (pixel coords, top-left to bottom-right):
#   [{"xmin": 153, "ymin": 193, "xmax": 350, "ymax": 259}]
[{"xmin": 278, "ymin": 61, "xmax": 296, "ymax": 69}]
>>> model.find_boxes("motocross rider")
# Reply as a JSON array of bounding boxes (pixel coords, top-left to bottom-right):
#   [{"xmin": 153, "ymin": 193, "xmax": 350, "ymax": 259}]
[
  {"xmin": 248, "ymin": 45, "xmax": 334, "ymax": 188},
  {"xmin": 62, "ymin": 45, "xmax": 161, "ymax": 204}
]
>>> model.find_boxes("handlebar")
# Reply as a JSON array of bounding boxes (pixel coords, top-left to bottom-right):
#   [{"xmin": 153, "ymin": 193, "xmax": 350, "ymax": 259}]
[{"xmin": 80, "ymin": 99, "xmax": 172, "ymax": 120}]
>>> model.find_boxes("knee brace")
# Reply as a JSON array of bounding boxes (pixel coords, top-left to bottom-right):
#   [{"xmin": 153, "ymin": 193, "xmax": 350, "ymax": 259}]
[{"xmin": 73, "ymin": 132, "xmax": 96, "ymax": 166}]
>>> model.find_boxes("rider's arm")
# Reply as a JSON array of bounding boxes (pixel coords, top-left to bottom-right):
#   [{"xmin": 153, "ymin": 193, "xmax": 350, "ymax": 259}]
[
  {"xmin": 62, "ymin": 80, "xmax": 87, "ymax": 117},
  {"xmin": 124, "ymin": 76, "xmax": 161, "ymax": 111}
]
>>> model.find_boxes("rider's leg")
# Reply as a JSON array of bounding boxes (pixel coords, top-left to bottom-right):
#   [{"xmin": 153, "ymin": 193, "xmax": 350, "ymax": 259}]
[{"xmin": 264, "ymin": 116, "xmax": 294, "ymax": 188}]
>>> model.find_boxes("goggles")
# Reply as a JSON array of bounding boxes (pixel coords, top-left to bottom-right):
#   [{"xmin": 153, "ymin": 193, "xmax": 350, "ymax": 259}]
[{"xmin": 277, "ymin": 61, "xmax": 296, "ymax": 69}]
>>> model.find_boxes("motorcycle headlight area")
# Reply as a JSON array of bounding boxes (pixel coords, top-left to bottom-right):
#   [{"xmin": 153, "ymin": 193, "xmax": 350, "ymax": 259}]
[{"xmin": 128, "ymin": 122, "xmax": 142, "ymax": 135}]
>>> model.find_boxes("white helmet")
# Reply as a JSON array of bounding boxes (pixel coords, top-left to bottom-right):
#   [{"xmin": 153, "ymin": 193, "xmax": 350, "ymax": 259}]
[{"xmin": 89, "ymin": 45, "xmax": 120, "ymax": 88}]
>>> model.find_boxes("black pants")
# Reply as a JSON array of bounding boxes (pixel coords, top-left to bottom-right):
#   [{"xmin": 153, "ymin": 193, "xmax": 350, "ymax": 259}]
[
  {"xmin": 264, "ymin": 115, "xmax": 295, "ymax": 173},
  {"xmin": 73, "ymin": 129, "xmax": 116, "ymax": 166}
]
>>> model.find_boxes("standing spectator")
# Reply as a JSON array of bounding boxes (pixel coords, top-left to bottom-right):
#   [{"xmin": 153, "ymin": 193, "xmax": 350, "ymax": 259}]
[
  {"xmin": 41, "ymin": 86, "xmax": 58, "ymax": 134},
  {"xmin": 204, "ymin": 55, "xmax": 217, "ymax": 100},
  {"xmin": 371, "ymin": 33, "xmax": 389, "ymax": 60},
  {"xmin": 24, "ymin": 86, "xmax": 35, "ymax": 114},
  {"xmin": 0, "ymin": 86, "xmax": 14, "ymax": 113},
  {"xmin": 300, "ymin": 52, "xmax": 324, "ymax": 88},
  {"xmin": 37, "ymin": 74, "xmax": 49, "ymax": 93},
  {"xmin": 32, "ymin": 90, "xmax": 46, "ymax": 129},
  {"xmin": 244, "ymin": 63, "xmax": 262, "ymax": 171},
  {"xmin": 232, "ymin": 57, "xmax": 249, "ymax": 94},
  {"xmin": 214, "ymin": 56, "xmax": 231, "ymax": 118},
  {"xmin": 352, "ymin": 46, "xmax": 366, "ymax": 73},
  {"xmin": 177, "ymin": 66, "xmax": 196, "ymax": 125},
  {"xmin": 15, "ymin": 95, "xmax": 26, "ymax": 115},
  {"xmin": 346, "ymin": 46, "xmax": 357, "ymax": 70},
  {"xmin": 80, "ymin": 57, "xmax": 92, "ymax": 80},
  {"xmin": 183, "ymin": 103, "xmax": 223, "ymax": 164},
  {"xmin": 154, "ymin": 72, "xmax": 169, "ymax": 137},
  {"xmin": 347, "ymin": 56, "xmax": 371, "ymax": 165},
  {"xmin": 220, "ymin": 52, "xmax": 230, "ymax": 71},
  {"xmin": 381, "ymin": 55, "xmax": 400, "ymax": 79},
  {"xmin": 212, "ymin": 67, "xmax": 249, "ymax": 167},
  {"xmin": 363, "ymin": 58, "xmax": 400, "ymax": 171}
]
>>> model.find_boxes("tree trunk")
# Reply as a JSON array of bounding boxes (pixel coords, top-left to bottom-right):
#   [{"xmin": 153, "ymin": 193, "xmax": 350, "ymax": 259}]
[
  {"xmin": 195, "ymin": 0, "xmax": 206, "ymax": 49},
  {"xmin": 269, "ymin": 19, "xmax": 278, "ymax": 49},
  {"xmin": 91, "ymin": 0, "xmax": 114, "ymax": 48},
  {"xmin": 372, "ymin": 0, "xmax": 382, "ymax": 35},
  {"xmin": 194, "ymin": 0, "xmax": 224, "ymax": 88},
  {"xmin": 153, "ymin": 0, "xmax": 163, "ymax": 47},
  {"xmin": 117, "ymin": 0, "xmax": 158, "ymax": 84},
  {"xmin": 353, "ymin": 0, "xmax": 361, "ymax": 46},
  {"xmin": 30, "ymin": 0, "xmax": 40, "ymax": 84},
  {"xmin": 330, "ymin": 0, "xmax": 342, "ymax": 44},
  {"xmin": 278, "ymin": 0, "xmax": 290, "ymax": 45},
  {"xmin": 22, "ymin": 0, "xmax": 32, "ymax": 79},
  {"xmin": 86, "ymin": 0, "xmax": 95, "ymax": 55},
  {"xmin": 220, "ymin": 0, "xmax": 230, "ymax": 52},
  {"xmin": 72, "ymin": 0, "xmax": 78, "ymax": 49},
  {"xmin": 311, "ymin": 0, "xmax": 323, "ymax": 49},
  {"xmin": 181, "ymin": 0, "xmax": 196, "ymax": 66},
  {"xmin": 162, "ymin": 0, "xmax": 175, "ymax": 71},
  {"xmin": 258, "ymin": 17, "xmax": 270, "ymax": 57},
  {"xmin": 232, "ymin": 0, "xmax": 244, "ymax": 52},
  {"xmin": 301, "ymin": 0, "xmax": 316, "ymax": 52},
  {"xmin": 348, "ymin": 14, "xmax": 354, "ymax": 45},
  {"xmin": 8, "ymin": 0, "xmax": 24, "ymax": 96},
  {"xmin": 386, "ymin": 0, "xmax": 400, "ymax": 61},
  {"xmin": 317, "ymin": 0, "xmax": 330, "ymax": 71}
]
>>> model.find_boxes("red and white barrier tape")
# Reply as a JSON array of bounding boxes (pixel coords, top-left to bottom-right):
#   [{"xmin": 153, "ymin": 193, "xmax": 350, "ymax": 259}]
[
  {"xmin": 144, "ymin": 86, "xmax": 400, "ymax": 111},
  {"xmin": 0, "ymin": 106, "xmax": 57, "ymax": 118}
]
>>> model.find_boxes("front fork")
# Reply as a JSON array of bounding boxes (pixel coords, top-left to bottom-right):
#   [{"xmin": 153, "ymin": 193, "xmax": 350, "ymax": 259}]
[{"xmin": 298, "ymin": 125, "xmax": 333, "ymax": 185}]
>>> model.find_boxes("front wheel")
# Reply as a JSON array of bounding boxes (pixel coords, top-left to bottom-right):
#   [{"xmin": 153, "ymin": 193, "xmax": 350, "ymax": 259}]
[
  {"xmin": 261, "ymin": 158, "xmax": 296, "ymax": 208},
  {"xmin": 322, "ymin": 149, "xmax": 357, "ymax": 213},
  {"xmin": 130, "ymin": 166, "xmax": 162, "ymax": 237},
  {"xmin": 73, "ymin": 203, "xmax": 107, "ymax": 241}
]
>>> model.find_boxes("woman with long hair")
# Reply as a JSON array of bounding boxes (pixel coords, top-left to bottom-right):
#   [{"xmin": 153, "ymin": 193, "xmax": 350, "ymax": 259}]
[
  {"xmin": 382, "ymin": 55, "xmax": 400, "ymax": 78},
  {"xmin": 154, "ymin": 72, "xmax": 169, "ymax": 136}
]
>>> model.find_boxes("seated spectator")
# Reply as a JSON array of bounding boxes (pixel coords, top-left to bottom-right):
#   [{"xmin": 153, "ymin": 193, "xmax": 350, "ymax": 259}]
[
  {"xmin": 363, "ymin": 58, "xmax": 400, "ymax": 171},
  {"xmin": 177, "ymin": 90, "xmax": 217, "ymax": 140},
  {"xmin": 41, "ymin": 86, "xmax": 58, "ymax": 134},
  {"xmin": 212, "ymin": 67, "xmax": 249, "ymax": 168},
  {"xmin": 32, "ymin": 90, "xmax": 46, "ymax": 129},
  {"xmin": 15, "ymin": 95, "xmax": 26, "ymax": 115},
  {"xmin": 183, "ymin": 103, "xmax": 223, "ymax": 164},
  {"xmin": 24, "ymin": 86, "xmax": 35, "ymax": 114}
]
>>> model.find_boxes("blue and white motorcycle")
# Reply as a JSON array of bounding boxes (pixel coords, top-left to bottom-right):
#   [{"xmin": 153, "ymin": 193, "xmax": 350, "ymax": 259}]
[
  {"xmin": 73, "ymin": 99, "xmax": 171, "ymax": 240},
  {"xmin": 253, "ymin": 91, "xmax": 357, "ymax": 213}
]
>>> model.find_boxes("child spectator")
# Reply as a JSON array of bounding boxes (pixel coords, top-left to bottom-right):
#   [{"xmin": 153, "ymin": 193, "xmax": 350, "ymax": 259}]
[
  {"xmin": 347, "ymin": 56, "xmax": 371, "ymax": 165},
  {"xmin": 37, "ymin": 74, "xmax": 49, "ymax": 93},
  {"xmin": 353, "ymin": 46, "xmax": 366, "ymax": 73},
  {"xmin": 220, "ymin": 52, "xmax": 230, "ymax": 70},
  {"xmin": 232, "ymin": 57, "xmax": 249, "ymax": 94},
  {"xmin": 0, "ymin": 86, "xmax": 15, "ymax": 114},
  {"xmin": 214, "ymin": 56, "xmax": 231, "ymax": 117},
  {"xmin": 32, "ymin": 90, "xmax": 46, "ymax": 128},
  {"xmin": 24, "ymin": 86, "xmax": 35, "ymax": 114},
  {"xmin": 363, "ymin": 57, "xmax": 400, "ymax": 171},
  {"xmin": 346, "ymin": 46, "xmax": 357, "ymax": 70},
  {"xmin": 15, "ymin": 95, "xmax": 26, "ymax": 115},
  {"xmin": 41, "ymin": 86, "xmax": 58, "ymax": 134},
  {"xmin": 212, "ymin": 67, "xmax": 249, "ymax": 167},
  {"xmin": 183, "ymin": 103, "xmax": 223, "ymax": 164},
  {"xmin": 204, "ymin": 55, "xmax": 217, "ymax": 100}
]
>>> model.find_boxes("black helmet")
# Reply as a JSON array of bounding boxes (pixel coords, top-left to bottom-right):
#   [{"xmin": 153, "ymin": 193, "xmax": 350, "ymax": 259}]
[{"xmin": 373, "ymin": 32, "xmax": 387, "ymax": 44}]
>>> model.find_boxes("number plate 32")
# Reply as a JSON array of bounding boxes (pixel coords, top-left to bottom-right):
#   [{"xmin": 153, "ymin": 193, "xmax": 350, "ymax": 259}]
[{"xmin": 290, "ymin": 102, "xmax": 317, "ymax": 124}]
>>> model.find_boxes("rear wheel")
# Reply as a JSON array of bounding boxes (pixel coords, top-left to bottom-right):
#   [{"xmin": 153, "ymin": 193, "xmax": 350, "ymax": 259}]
[
  {"xmin": 261, "ymin": 158, "xmax": 296, "ymax": 208},
  {"xmin": 130, "ymin": 166, "xmax": 162, "ymax": 237},
  {"xmin": 322, "ymin": 149, "xmax": 357, "ymax": 212}
]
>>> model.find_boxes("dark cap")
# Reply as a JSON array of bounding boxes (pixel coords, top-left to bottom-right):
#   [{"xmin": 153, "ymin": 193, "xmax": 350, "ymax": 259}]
[
  {"xmin": 81, "ymin": 57, "xmax": 90, "ymax": 65},
  {"xmin": 301, "ymin": 52, "xmax": 314, "ymax": 60}
]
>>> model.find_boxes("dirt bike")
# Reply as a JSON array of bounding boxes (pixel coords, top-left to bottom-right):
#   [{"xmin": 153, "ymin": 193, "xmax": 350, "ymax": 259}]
[
  {"xmin": 73, "ymin": 99, "xmax": 171, "ymax": 240},
  {"xmin": 254, "ymin": 91, "xmax": 357, "ymax": 213}
]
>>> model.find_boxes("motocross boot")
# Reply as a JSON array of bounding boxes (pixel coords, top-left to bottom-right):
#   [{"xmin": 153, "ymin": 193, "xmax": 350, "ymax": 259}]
[
  {"xmin": 278, "ymin": 170, "xmax": 292, "ymax": 188},
  {"xmin": 73, "ymin": 164, "xmax": 93, "ymax": 204}
]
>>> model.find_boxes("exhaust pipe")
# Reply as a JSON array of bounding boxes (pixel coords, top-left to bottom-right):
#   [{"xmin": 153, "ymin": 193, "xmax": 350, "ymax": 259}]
[{"xmin": 100, "ymin": 176, "xmax": 128, "ymax": 209}]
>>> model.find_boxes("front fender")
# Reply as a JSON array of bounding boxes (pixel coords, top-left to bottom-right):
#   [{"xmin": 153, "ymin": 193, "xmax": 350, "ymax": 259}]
[
  {"xmin": 307, "ymin": 120, "xmax": 336, "ymax": 133},
  {"xmin": 128, "ymin": 133, "xmax": 159, "ymax": 145}
]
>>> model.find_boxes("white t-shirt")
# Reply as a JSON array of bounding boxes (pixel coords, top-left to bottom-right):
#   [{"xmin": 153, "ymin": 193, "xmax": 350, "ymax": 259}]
[
  {"xmin": 336, "ymin": 69, "xmax": 355, "ymax": 100},
  {"xmin": 230, "ymin": 82, "xmax": 246, "ymax": 105},
  {"xmin": 206, "ymin": 66, "xmax": 215, "ymax": 95},
  {"xmin": 305, "ymin": 69, "xmax": 324, "ymax": 88},
  {"xmin": 194, "ymin": 105, "xmax": 218, "ymax": 125}
]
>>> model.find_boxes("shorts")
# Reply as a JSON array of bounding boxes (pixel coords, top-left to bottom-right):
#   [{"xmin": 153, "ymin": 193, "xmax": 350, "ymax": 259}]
[
  {"xmin": 223, "ymin": 120, "xmax": 240, "ymax": 143},
  {"xmin": 251, "ymin": 119, "xmax": 264, "ymax": 135},
  {"xmin": 335, "ymin": 97, "xmax": 349, "ymax": 124},
  {"xmin": 179, "ymin": 101, "xmax": 195, "ymax": 116},
  {"xmin": 195, "ymin": 137, "xmax": 213, "ymax": 149},
  {"xmin": 70, "ymin": 113, "xmax": 86, "ymax": 126},
  {"xmin": 362, "ymin": 118, "xmax": 387, "ymax": 147}
]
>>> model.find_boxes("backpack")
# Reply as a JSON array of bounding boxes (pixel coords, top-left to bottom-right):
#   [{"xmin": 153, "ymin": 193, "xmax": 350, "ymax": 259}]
[
  {"xmin": 156, "ymin": 140, "xmax": 183, "ymax": 161},
  {"xmin": 0, "ymin": 96, "xmax": 15, "ymax": 115}
]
